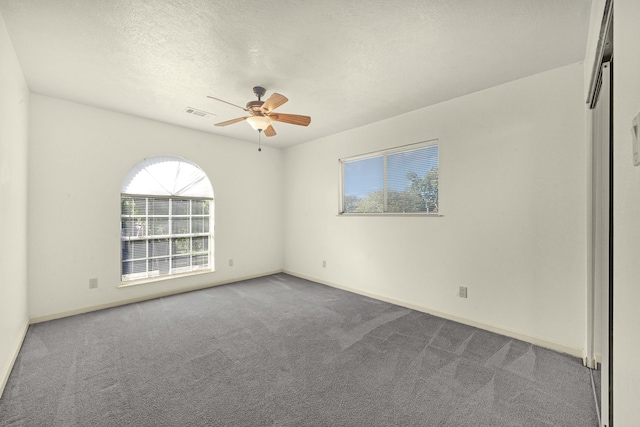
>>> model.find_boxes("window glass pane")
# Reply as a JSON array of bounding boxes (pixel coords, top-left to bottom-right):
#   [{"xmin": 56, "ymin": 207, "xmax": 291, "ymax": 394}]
[
  {"xmin": 121, "ymin": 197, "xmax": 146, "ymax": 216},
  {"xmin": 121, "ymin": 242, "xmax": 128, "ymax": 262},
  {"xmin": 122, "ymin": 218, "xmax": 136, "ymax": 237},
  {"xmin": 122, "ymin": 218, "xmax": 146, "ymax": 237},
  {"xmin": 386, "ymin": 145, "xmax": 439, "ymax": 213},
  {"xmin": 343, "ymin": 155, "xmax": 384, "ymax": 213},
  {"xmin": 149, "ymin": 258, "xmax": 170, "ymax": 275},
  {"xmin": 138, "ymin": 220, "xmax": 148, "ymax": 237},
  {"xmin": 149, "ymin": 239, "xmax": 170, "ymax": 257},
  {"xmin": 193, "ymin": 255, "xmax": 209, "ymax": 267},
  {"xmin": 192, "ymin": 236, "xmax": 208, "ymax": 253},
  {"xmin": 192, "ymin": 216, "xmax": 209, "ymax": 234},
  {"xmin": 172, "ymin": 199, "xmax": 190, "ymax": 215},
  {"xmin": 149, "ymin": 217, "xmax": 169, "ymax": 236},
  {"xmin": 172, "ymin": 237, "xmax": 190, "ymax": 255},
  {"xmin": 149, "ymin": 198, "xmax": 169, "ymax": 215},
  {"xmin": 122, "ymin": 260, "xmax": 132, "ymax": 275},
  {"xmin": 172, "ymin": 256, "xmax": 190, "ymax": 269},
  {"xmin": 130, "ymin": 260, "xmax": 147, "ymax": 274},
  {"xmin": 122, "ymin": 240, "xmax": 146, "ymax": 260},
  {"xmin": 130, "ymin": 242, "xmax": 144, "ymax": 261},
  {"xmin": 192, "ymin": 200, "xmax": 210, "ymax": 215},
  {"xmin": 173, "ymin": 217, "xmax": 190, "ymax": 234}
]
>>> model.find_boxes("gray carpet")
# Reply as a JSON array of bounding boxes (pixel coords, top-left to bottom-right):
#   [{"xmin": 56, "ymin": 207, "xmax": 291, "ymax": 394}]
[{"xmin": 0, "ymin": 273, "xmax": 598, "ymax": 426}]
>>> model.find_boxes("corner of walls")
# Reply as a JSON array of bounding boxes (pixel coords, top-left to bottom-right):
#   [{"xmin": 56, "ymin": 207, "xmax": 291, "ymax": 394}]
[
  {"xmin": 283, "ymin": 63, "xmax": 588, "ymax": 356},
  {"xmin": 0, "ymin": 321, "xmax": 29, "ymax": 398},
  {"xmin": 0, "ymin": 9, "xmax": 30, "ymax": 397},
  {"xmin": 27, "ymin": 94, "xmax": 285, "ymax": 320}
]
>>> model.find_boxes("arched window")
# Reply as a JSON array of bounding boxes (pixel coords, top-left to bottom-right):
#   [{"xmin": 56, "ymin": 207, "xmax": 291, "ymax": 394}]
[{"xmin": 120, "ymin": 156, "xmax": 214, "ymax": 283}]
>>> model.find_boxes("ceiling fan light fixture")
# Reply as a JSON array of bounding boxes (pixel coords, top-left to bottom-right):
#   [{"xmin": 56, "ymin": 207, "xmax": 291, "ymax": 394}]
[{"xmin": 246, "ymin": 116, "xmax": 272, "ymax": 131}]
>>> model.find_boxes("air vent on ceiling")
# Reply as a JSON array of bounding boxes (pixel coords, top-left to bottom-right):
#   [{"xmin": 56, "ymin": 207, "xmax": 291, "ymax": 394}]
[{"xmin": 184, "ymin": 107, "xmax": 216, "ymax": 119}]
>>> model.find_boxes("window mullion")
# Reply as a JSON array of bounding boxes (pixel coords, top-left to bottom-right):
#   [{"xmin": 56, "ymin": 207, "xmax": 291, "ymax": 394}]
[
  {"xmin": 145, "ymin": 198, "xmax": 150, "ymax": 276},
  {"xmin": 189, "ymin": 200, "xmax": 193, "ymax": 269},
  {"xmin": 169, "ymin": 198, "xmax": 174, "ymax": 275},
  {"xmin": 383, "ymin": 154, "xmax": 388, "ymax": 213}
]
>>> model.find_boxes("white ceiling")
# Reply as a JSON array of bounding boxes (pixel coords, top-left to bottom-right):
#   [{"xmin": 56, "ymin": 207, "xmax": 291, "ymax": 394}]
[{"xmin": 0, "ymin": 0, "xmax": 591, "ymax": 148}]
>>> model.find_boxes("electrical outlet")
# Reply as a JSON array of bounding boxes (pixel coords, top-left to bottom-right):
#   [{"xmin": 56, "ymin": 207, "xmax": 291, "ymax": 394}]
[
  {"xmin": 229, "ymin": 259, "xmax": 234, "ymax": 267},
  {"xmin": 322, "ymin": 260, "xmax": 327, "ymax": 268},
  {"xmin": 89, "ymin": 278, "xmax": 98, "ymax": 289},
  {"xmin": 458, "ymin": 286, "xmax": 468, "ymax": 298}
]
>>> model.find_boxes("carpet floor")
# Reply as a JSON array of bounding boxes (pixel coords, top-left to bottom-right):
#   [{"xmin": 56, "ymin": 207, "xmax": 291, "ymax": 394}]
[{"xmin": 0, "ymin": 273, "xmax": 599, "ymax": 426}]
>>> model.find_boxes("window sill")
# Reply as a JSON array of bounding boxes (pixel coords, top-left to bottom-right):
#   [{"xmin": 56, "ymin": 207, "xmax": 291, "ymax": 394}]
[
  {"xmin": 337, "ymin": 213, "xmax": 443, "ymax": 217},
  {"xmin": 118, "ymin": 269, "xmax": 214, "ymax": 288}
]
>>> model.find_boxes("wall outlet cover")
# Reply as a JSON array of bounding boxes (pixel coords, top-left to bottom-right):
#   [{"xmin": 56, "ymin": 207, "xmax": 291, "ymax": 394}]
[{"xmin": 632, "ymin": 113, "xmax": 640, "ymax": 166}]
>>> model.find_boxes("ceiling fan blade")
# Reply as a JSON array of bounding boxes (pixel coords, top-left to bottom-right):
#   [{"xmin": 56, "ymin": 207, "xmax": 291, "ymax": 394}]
[
  {"xmin": 264, "ymin": 125, "xmax": 276, "ymax": 137},
  {"xmin": 261, "ymin": 93, "xmax": 288, "ymax": 113},
  {"xmin": 269, "ymin": 113, "xmax": 311, "ymax": 127},
  {"xmin": 215, "ymin": 116, "xmax": 249, "ymax": 127},
  {"xmin": 207, "ymin": 95, "xmax": 248, "ymax": 111}
]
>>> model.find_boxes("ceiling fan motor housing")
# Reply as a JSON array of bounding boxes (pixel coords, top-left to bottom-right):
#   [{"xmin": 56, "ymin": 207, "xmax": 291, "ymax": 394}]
[{"xmin": 246, "ymin": 100, "xmax": 265, "ymax": 112}]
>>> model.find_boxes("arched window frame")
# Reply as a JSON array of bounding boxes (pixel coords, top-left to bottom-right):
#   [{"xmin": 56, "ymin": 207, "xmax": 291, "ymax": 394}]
[{"xmin": 120, "ymin": 156, "xmax": 214, "ymax": 285}]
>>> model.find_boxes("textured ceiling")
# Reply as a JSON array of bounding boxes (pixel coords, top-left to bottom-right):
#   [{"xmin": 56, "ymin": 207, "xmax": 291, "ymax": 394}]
[{"xmin": 0, "ymin": 0, "xmax": 591, "ymax": 148}]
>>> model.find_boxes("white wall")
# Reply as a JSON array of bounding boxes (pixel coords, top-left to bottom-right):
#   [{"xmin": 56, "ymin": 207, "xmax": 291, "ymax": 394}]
[
  {"xmin": 0, "ymin": 10, "xmax": 29, "ymax": 396},
  {"xmin": 28, "ymin": 95, "xmax": 284, "ymax": 320},
  {"xmin": 283, "ymin": 63, "xmax": 587, "ymax": 355},
  {"xmin": 612, "ymin": 0, "xmax": 640, "ymax": 422}
]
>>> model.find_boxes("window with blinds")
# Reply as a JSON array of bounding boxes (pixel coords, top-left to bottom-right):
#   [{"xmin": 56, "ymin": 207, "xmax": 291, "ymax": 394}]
[
  {"xmin": 340, "ymin": 140, "xmax": 439, "ymax": 214},
  {"xmin": 120, "ymin": 156, "xmax": 214, "ymax": 284},
  {"xmin": 121, "ymin": 197, "xmax": 212, "ymax": 281}
]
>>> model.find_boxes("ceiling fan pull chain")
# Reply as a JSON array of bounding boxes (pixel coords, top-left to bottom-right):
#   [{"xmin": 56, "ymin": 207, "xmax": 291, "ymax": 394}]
[{"xmin": 258, "ymin": 129, "xmax": 262, "ymax": 152}]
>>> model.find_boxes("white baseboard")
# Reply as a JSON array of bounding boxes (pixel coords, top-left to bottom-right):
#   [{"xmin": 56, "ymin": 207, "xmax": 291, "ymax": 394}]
[
  {"xmin": 30, "ymin": 270, "xmax": 284, "ymax": 324},
  {"xmin": 284, "ymin": 270, "xmax": 585, "ymax": 359},
  {"xmin": 0, "ymin": 319, "xmax": 29, "ymax": 399},
  {"xmin": 27, "ymin": 269, "xmax": 585, "ymax": 359}
]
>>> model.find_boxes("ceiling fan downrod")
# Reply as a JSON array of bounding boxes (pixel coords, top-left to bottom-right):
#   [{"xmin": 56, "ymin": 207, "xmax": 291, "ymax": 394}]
[{"xmin": 253, "ymin": 86, "xmax": 266, "ymax": 101}]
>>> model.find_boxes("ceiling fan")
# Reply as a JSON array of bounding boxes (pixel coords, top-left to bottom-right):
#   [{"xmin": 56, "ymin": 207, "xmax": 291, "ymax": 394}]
[{"xmin": 207, "ymin": 86, "xmax": 311, "ymax": 137}]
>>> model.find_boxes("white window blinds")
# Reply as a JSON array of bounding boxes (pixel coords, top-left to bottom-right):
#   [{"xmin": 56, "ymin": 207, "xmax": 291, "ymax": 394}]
[{"xmin": 341, "ymin": 141, "xmax": 439, "ymax": 214}]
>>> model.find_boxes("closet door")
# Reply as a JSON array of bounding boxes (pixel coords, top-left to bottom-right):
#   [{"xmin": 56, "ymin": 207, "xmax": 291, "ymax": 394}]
[{"xmin": 591, "ymin": 60, "xmax": 611, "ymax": 426}]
